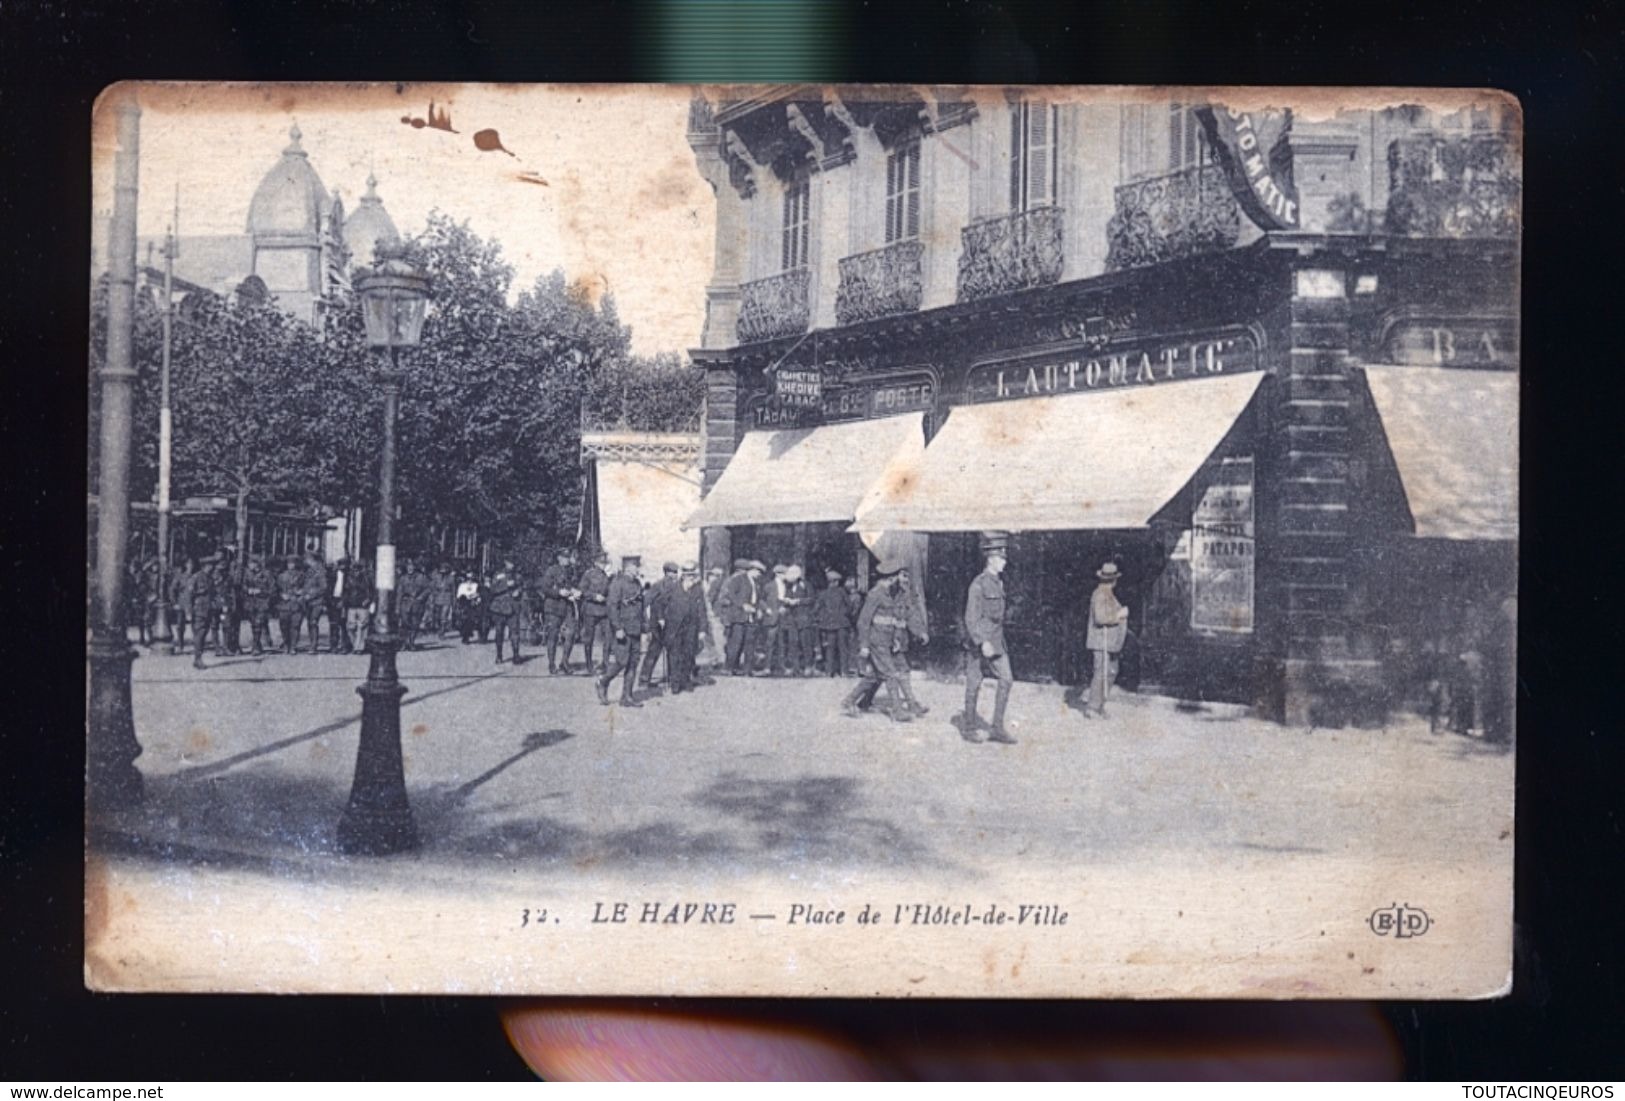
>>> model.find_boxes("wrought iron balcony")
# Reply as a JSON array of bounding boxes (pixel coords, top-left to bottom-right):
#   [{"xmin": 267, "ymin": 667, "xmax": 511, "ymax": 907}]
[
  {"xmin": 736, "ymin": 268, "xmax": 811, "ymax": 344},
  {"xmin": 956, "ymin": 206, "xmax": 1064, "ymax": 303},
  {"xmin": 834, "ymin": 240, "xmax": 924, "ymax": 326},
  {"xmin": 1105, "ymin": 164, "xmax": 1242, "ymax": 273},
  {"xmin": 1384, "ymin": 133, "xmax": 1520, "ymax": 238}
]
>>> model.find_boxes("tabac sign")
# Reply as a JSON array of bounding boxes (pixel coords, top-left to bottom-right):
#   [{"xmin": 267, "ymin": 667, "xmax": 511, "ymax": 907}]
[
  {"xmin": 967, "ymin": 330, "xmax": 1261, "ymax": 404},
  {"xmin": 772, "ymin": 367, "xmax": 823, "ymax": 408}
]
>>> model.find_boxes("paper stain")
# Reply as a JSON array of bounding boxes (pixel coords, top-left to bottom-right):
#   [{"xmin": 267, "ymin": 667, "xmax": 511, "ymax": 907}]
[{"xmin": 411, "ymin": 722, "xmax": 430, "ymax": 738}]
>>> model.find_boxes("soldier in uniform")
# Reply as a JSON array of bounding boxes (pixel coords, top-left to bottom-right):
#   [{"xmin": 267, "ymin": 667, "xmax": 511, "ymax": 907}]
[
  {"xmin": 189, "ymin": 556, "xmax": 219, "ymax": 669},
  {"xmin": 962, "ymin": 531, "xmax": 1017, "ymax": 745},
  {"xmin": 212, "ymin": 556, "xmax": 236, "ymax": 657},
  {"xmin": 538, "ymin": 548, "xmax": 580, "ymax": 675},
  {"xmin": 276, "ymin": 556, "xmax": 305, "ymax": 654},
  {"xmin": 664, "ymin": 562, "xmax": 707, "ymax": 694},
  {"xmin": 299, "ymin": 552, "xmax": 328, "ymax": 654},
  {"xmin": 398, "ymin": 558, "xmax": 430, "ymax": 651},
  {"xmin": 168, "ymin": 557, "xmax": 196, "ymax": 655},
  {"xmin": 842, "ymin": 560, "xmax": 930, "ymax": 722},
  {"xmin": 486, "ymin": 557, "xmax": 523, "ymax": 664},
  {"xmin": 596, "ymin": 555, "xmax": 647, "ymax": 707},
  {"xmin": 241, "ymin": 554, "xmax": 277, "ymax": 656},
  {"xmin": 576, "ymin": 550, "xmax": 612, "ymax": 675},
  {"xmin": 638, "ymin": 561, "xmax": 681, "ymax": 690}
]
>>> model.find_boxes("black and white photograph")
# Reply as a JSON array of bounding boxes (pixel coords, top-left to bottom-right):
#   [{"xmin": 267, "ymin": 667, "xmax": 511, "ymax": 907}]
[{"xmin": 85, "ymin": 82, "xmax": 1519, "ymax": 997}]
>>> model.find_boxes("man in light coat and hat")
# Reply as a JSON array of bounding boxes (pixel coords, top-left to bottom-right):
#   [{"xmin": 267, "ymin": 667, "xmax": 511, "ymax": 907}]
[
  {"xmin": 1086, "ymin": 561, "xmax": 1131, "ymax": 717},
  {"xmin": 963, "ymin": 531, "xmax": 1017, "ymax": 745}
]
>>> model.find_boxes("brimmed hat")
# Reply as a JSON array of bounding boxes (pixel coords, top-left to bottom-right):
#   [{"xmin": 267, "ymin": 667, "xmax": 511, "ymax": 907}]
[
  {"xmin": 825, "ymin": 567, "xmax": 842, "ymax": 579},
  {"xmin": 732, "ymin": 557, "xmax": 750, "ymax": 570},
  {"xmin": 876, "ymin": 558, "xmax": 907, "ymax": 577},
  {"xmin": 593, "ymin": 550, "xmax": 609, "ymax": 564},
  {"xmin": 785, "ymin": 565, "xmax": 802, "ymax": 581},
  {"xmin": 747, "ymin": 559, "xmax": 766, "ymax": 572},
  {"xmin": 621, "ymin": 554, "xmax": 642, "ymax": 567},
  {"xmin": 1096, "ymin": 561, "xmax": 1122, "ymax": 582},
  {"xmin": 772, "ymin": 563, "xmax": 788, "ymax": 576},
  {"xmin": 979, "ymin": 530, "xmax": 1010, "ymax": 555},
  {"xmin": 681, "ymin": 560, "xmax": 700, "ymax": 576},
  {"xmin": 663, "ymin": 561, "xmax": 680, "ymax": 574}
]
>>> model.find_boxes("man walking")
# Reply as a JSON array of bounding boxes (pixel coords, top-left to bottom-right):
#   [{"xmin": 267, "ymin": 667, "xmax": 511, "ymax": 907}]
[
  {"xmin": 638, "ymin": 561, "xmax": 681, "ymax": 690},
  {"xmin": 398, "ymin": 559, "xmax": 430, "ymax": 651},
  {"xmin": 596, "ymin": 555, "xmax": 646, "ymax": 707},
  {"xmin": 962, "ymin": 531, "xmax": 1017, "ymax": 745},
  {"xmin": 577, "ymin": 550, "xmax": 612, "ymax": 675},
  {"xmin": 842, "ymin": 560, "xmax": 930, "ymax": 722},
  {"xmin": 486, "ymin": 557, "xmax": 522, "ymax": 664},
  {"xmin": 1085, "ymin": 561, "xmax": 1130, "ymax": 718}
]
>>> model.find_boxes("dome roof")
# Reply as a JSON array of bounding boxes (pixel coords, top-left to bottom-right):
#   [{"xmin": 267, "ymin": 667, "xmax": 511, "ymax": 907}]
[
  {"xmin": 341, "ymin": 173, "xmax": 401, "ymax": 267},
  {"xmin": 247, "ymin": 124, "xmax": 330, "ymax": 237}
]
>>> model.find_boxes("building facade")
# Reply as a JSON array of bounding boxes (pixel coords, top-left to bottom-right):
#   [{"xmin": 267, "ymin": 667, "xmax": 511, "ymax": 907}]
[{"xmin": 686, "ymin": 88, "xmax": 1519, "ymax": 725}]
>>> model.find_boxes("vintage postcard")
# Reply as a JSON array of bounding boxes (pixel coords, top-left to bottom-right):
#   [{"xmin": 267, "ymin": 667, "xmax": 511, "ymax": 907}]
[{"xmin": 86, "ymin": 82, "xmax": 1518, "ymax": 997}]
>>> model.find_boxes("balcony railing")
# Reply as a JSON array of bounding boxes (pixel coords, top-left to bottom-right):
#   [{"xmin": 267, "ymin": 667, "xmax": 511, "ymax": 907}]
[
  {"xmin": 1384, "ymin": 134, "xmax": 1520, "ymax": 238},
  {"xmin": 834, "ymin": 240, "xmax": 924, "ymax": 326},
  {"xmin": 736, "ymin": 268, "xmax": 811, "ymax": 345},
  {"xmin": 956, "ymin": 206, "xmax": 1064, "ymax": 303},
  {"xmin": 1105, "ymin": 164, "xmax": 1242, "ymax": 273}
]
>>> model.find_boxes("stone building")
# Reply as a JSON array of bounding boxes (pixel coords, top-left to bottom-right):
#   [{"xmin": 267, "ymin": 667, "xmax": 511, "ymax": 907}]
[{"xmin": 685, "ymin": 88, "xmax": 1519, "ymax": 725}]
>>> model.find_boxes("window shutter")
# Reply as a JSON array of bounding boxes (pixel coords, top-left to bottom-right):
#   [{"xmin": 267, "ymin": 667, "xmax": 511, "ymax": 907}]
[
  {"xmin": 1026, "ymin": 102, "xmax": 1055, "ymax": 207},
  {"xmin": 1010, "ymin": 103, "xmax": 1024, "ymax": 212},
  {"xmin": 905, "ymin": 144, "xmax": 920, "ymax": 239}
]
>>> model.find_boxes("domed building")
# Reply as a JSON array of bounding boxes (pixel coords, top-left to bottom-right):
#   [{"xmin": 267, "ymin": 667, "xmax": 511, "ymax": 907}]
[
  {"xmin": 137, "ymin": 123, "xmax": 399, "ymax": 327},
  {"xmin": 340, "ymin": 173, "xmax": 401, "ymax": 271}
]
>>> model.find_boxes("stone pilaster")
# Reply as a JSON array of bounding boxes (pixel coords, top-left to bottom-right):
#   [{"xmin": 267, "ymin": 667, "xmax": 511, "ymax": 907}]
[
  {"xmin": 699, "ymin": 364, "xmax": 742, "ymax": 572},
  {"xmin": 1272, "ymin": 263, "xmax": 1381, "ymax": 725}
]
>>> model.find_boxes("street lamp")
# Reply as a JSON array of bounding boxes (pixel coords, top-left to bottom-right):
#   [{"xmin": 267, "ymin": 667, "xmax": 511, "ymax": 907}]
[{"xmin": 337, "ymin": 244, "xmax": 428, "ymax": 856}]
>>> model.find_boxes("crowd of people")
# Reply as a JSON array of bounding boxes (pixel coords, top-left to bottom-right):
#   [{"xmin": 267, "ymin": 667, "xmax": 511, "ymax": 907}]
[{"xmin": 120, "ymin": 533, "xmax": 1141, "ymax": 747}]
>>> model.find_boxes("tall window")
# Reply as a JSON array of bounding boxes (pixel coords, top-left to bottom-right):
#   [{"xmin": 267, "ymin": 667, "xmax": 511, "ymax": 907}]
[
  {"xmin": 781, "ymin": 177, "xmax": 811, "ymax": 271},
  {"xmin": 1010, "ymin": 100, "xmax": 1058, "ymax": 211},
  {"xmin": 1168, "ymin": 104, "xmax": 1213, "ymax": 172},
  {"xmin": 885, "ymin": 142, "xmax": 921, "ymax": 243}
]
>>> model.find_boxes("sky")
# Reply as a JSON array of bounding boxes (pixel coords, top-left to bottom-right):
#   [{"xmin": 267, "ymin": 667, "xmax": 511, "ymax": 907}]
[{"xmin": 92, "ymin": 83, "xmax": 715, "ymax": 357}]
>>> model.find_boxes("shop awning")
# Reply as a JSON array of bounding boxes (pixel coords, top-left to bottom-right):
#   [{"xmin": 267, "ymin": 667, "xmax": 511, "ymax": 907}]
[
  {"xmin": 684, "ymin": 412, "xmax": 925, "ymax": 529},
  {"xmin": 1363, "ymin": 366, "xmax": 1518, "ymax": 540},
  {"xmin": 851, "ymin": 373, "xmax": 1266, "ymax": 533}
]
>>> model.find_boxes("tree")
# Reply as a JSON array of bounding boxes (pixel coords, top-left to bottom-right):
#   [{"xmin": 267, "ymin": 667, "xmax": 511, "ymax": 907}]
[{"xmin": 583, "ymin": 350, "xmax": 705, "ymax": 432}]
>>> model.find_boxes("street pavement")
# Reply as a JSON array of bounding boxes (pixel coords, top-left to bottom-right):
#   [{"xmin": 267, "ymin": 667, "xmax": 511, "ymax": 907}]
[{"xmin": 99, "ymin": 631, "xmax": 1515, "ymax": 886}]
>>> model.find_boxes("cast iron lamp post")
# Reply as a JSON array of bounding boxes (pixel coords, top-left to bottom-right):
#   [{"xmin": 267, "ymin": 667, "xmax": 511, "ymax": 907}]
[{"xmin": 337, "ymin": 245, "xmax": 428, "ymax": 856}]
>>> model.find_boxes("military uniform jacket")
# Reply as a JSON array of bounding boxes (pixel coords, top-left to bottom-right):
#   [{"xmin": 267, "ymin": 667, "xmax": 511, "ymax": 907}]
[
  {"xmin": 300, "ymin": 562, "xmax": 329, "ymax": 602},
  {"xmin": 856, "ymin": 584, "xmax": 920, "ymax": 654},
  {"xmin": 169, "ymin": 568, "xmax": 194, "ymax": 608},
  {"xmin": 963, "ymin": 571, "xmax": 1009, "ymax": 657},
  {"xmin": 188, "ymin": 568, "xmax": 216, "ymax": 610},
  {"xmin": 578, "ymin": 566, "xmax": 611, "ymax": 619},
  {"xmin": 717, "ymin": 571, "xmax": 758, "ymax": 627},
  {"xmin": 242, "ymin": 566, "xmax": 277, "ymax": 611},
  {"xmin": 486, "ymin": 570, "xmax": 520, "ymax": 616},
  {"xmin": 606, "ymin": 574, "xmax": 646, "ymax": 635},
  {"xmin": 399, "ymin": 572, "xmax": 430, "ymax": 612},
  {"xmin": 813, "ymin": 586, "xmax": 850, "ymax": 631},
  {"xmin": 277, "ymin": 568, "xmax": 304, "ymax": 608},
  {"xmin": 539, "ymin": 564, "xmax": 575, "ymax": 616}
]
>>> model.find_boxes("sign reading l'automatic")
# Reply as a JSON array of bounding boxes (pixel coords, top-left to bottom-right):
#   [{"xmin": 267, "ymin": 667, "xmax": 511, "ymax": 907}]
[{"xmin": 967, "ymin": 330, "xmax": 1260, "ymax": 404}]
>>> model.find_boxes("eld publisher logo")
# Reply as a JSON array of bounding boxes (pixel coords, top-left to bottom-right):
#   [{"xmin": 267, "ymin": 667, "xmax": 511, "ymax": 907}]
[{"xmin": 1368, "ymin": 903, "xmax": 1432, "ymax": 938}]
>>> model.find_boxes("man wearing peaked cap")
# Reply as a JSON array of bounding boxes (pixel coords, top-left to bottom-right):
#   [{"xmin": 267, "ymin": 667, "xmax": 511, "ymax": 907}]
[
  {"xmin": 638, "ymin": 560, "xmax": 682, "ymax": 690},
  {"xmin": 814, "ymin": 567, "xmax": 851, "ymax": 677},
  {"xmin": 597, "ymin": 555, "xmax": 647, "ymax": 707},
  {"xmin": 963, "ymin": 531, "xmax": 1017, "ymax": 745},
  {"xmin": 843, "ymin": 558, "xmax": 930, "ymax": 722},
  {"xmin": 575, "ymin": 548, "xmax": 613, "ymax": 675}
]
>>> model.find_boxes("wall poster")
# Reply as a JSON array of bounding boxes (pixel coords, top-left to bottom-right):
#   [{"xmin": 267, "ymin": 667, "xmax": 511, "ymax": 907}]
[{"xmin": 1191, "ymin": 456, "xmax": 1255, "ymax": 633}]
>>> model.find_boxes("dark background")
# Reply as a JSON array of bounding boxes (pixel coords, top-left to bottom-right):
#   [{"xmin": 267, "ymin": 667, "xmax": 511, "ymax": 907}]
[{"xmin": 3, "ymin": 0, "xmax": 1619, "ymax": 1081}]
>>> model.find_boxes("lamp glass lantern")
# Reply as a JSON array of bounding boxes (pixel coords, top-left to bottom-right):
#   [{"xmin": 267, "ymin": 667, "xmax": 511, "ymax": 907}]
[{"xmin": 355, "ymin": 252, "xmax": 429, "ymax": 352}]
